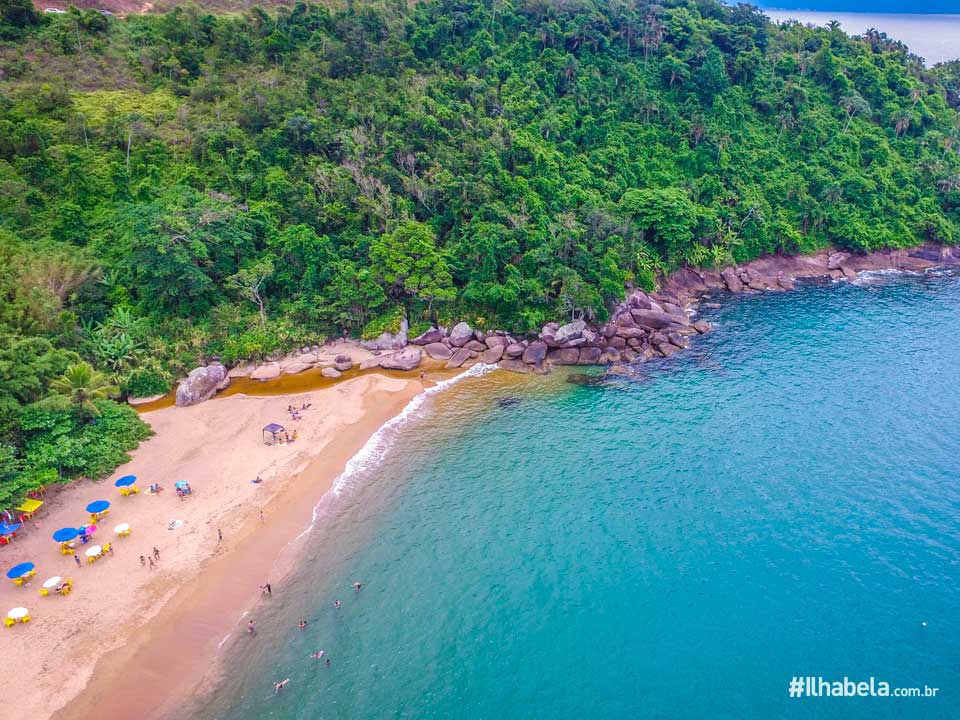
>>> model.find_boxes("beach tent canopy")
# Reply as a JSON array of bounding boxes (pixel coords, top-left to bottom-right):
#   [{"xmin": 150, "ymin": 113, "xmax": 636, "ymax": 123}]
[
  {"xmin": 52, "ymin": 528, "xmax": 80, "ymax": 543},
  {"xmin": 6, "ymin": 561, "xmax": 34, "ymax": 579},
  {"xmin": 85, "ymin": 500, "xmax": 110, "ymax": 514},
  {"xmin": 262, "ymin": 423, "xmax": 286, "ymax": 444},
  {"xmin": 0, "ymin": 522, "xmax": 21, "ymax": 536},
  {"xmin": 114, "ymin": 475, "xmax": 137, "ymax": 488}
]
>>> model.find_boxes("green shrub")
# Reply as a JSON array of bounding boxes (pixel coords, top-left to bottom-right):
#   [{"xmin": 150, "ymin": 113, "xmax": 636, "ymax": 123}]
[{"xmin": 361, "ymin": 308, "xmax": 405, "ymax": 341}]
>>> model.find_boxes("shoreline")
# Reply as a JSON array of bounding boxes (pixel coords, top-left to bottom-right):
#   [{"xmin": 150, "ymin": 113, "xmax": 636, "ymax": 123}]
[
  {"xmin": 2, "ymin": 372, "xmax": 426, "ymax": 720},
  {"xmin": 8, "ymin": 245, "xmax": 958, "ymax": 720}
]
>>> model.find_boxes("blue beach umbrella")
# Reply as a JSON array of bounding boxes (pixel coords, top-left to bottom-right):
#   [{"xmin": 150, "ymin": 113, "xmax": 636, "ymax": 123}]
[
  {"xmin": 85, "ymin": 500, "xmax": 110, "ymax": 514},
  {"xmin": 6, "ymin": 561, "xmax": 35, "ymax": 579},
  {"xmin": 114, "ymin": 475, "xmax": 137, "ymax": 488},
  {"xmin": 0, "ymin": 522, "xmax": 21, "ymax": 536},
  {"xmin": 52, "ymin": 527, "xmax": 80, "ymax": 543}
]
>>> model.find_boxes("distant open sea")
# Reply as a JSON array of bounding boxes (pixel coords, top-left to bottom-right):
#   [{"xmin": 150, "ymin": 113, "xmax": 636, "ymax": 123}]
[
  {"xmin": 761, "ymin": 8, "xmax": 960, "ymax": 65},
  {"xmin": 188, "ymin": 271, "xmax": 960, "ymax": 720}
]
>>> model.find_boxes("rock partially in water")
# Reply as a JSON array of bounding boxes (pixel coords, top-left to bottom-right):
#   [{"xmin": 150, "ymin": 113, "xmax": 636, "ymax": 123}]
[
  {"xmin": 321, "ymin": 367, "xmax": 342, "ymax": 379},
  {"xmin": 497, "ymin": 396, "xmax": 521, "ymax": 408},
  {"xmin": 379, "ymin": 346, "xmax": 422, "ymax": 371},
  {"xmin": 176, "ymin": 363, "xmax": 229, "ymax": 406}
]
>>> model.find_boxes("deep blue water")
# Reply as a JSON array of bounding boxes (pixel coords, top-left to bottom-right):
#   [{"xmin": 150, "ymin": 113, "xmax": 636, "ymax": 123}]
[{"xmin": 192, "ymin": 271, "xmax": 960, "ymax": 719}]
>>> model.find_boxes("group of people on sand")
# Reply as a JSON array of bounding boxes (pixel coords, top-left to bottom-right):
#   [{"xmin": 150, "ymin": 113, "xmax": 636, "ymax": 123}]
[
  {"xmin": 287, "ymin": 403, "xmax": 311, "ymax": 422},
  {"xmin": 139, "ymin": 547, "xmax": 161, "ymax": 569},
  {"xmin": 265, "ymin": 580, "xmax": 365, "ymax": 695}
]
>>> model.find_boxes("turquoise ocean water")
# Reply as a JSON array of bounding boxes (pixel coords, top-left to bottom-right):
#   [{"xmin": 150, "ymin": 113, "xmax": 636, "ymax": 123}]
[{"xmin": 191, "ymin": 270, "xmax": 960, "ymax": 719}]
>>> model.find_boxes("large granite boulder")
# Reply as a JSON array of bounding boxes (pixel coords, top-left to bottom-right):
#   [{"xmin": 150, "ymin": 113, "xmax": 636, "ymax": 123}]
[
  {"xmin": 578, "ymin": 347, "xmax": 602, "ymax": 365},
  {"xmin": 553, "ymin": 320, "xmax": 587, "ymax": 345},
  {"xmin": 465, "ymin": 340, "xmax": 487, "ymax": 352},
  {"xmin": 378, "ymin": 346, "xmax": 422, "ymax": 371},
  {"xmin": 424, "ymin": 343, "xmax": 453, "ymax": 360},
  {"xmin": 484, "ymin": 336, "xmax": 508, "ymax": 349},
  {"xmin": 283, "ymin": 362, "xmax": 312, "ymax": 375},
  {"xmin": 522, "ymin": 341, "xmax": 548, "ymax": 365},
  {"xmin": 631, "ymin": 309, "xmax": 682, "ymax": 330},
  {"xmin": 445, "ymin": 347, "xmax": 473, "ymax": 369},
  {"xmin": 176, "ymin": 363, "xmax": 229, "ymax": 407},
  {"xmin": 321, "ymin": 367, "xmax": 342, "ymax": 379},
  {"xmin": 333, "ymin": 355, "xmax": 354, "ymax": 372},
  {"xmin": 362, "ymin": 317, "xmax": 409, "ymax": 351},
  {"xmin": 448, "ymin": 322, "xmax": 474, "ymax": 348},
  {"xmin": 250, "ymin": 362, "xmax": 281, "ymax": 381},
  {"xmin": 410, "ymin": 327, "xmax": 445, "ymax": 345},
  {"xmin": 482, "ymin": 345, "xmax": 505, "ymax": 364},
  {"xmin": 228, "ymin": 362, "xmax": 255, "ymax": 378},
  {"xmin": 546, "ymin": 348, "xmax": 580, "ymax": 365},
  {"xmin": 503, "ymin": 343, "xmax": 525, "ymax": 358}
]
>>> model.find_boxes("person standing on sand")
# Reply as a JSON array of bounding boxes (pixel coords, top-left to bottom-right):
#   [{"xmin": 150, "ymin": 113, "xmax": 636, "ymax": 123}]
[
  {"xmin": 218, "ymin": 528, "xmax": 223, "ymax": 543},
  {"xmin": 74, "ymin": 553, "xmax": 81, "ymax": 568},
  {"xmin": 140, "ymin": 555, "xmax": 146, "ymax": 567},
  {"xmin": 259, "ymin": 510, "xmax": 265, "ymax": 523},
  {"xmin": 153, "ymin": 547, "xmax": 160, "ymax": 561},
  {"xmin": 148, "ymin": 556, "xmax": 155, "ymax": 570}
]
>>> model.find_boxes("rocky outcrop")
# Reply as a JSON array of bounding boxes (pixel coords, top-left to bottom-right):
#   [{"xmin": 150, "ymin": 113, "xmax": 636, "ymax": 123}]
[
  {"xmin": 321, "ymin": 367, "xmax": 342, "ymax": 379},
  {"xmin": 361, "ymin": 317, "xmax": 409, "ymax": 351},
  {"xmin": 378, "ymin": 346, "xmax": 422, "ymax": 371},
  {"xmin": 333, "ymin": 355, "xmax": 354, "ymax": 372},
  {"xmin": 176, "ymin": 363, "xmax": 229, "ymax": 407}
]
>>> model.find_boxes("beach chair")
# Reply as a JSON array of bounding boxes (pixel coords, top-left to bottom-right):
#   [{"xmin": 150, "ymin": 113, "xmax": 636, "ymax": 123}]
[{"xmin": 3, "ymin": 617, "xmax": 14, "ymax": 628}]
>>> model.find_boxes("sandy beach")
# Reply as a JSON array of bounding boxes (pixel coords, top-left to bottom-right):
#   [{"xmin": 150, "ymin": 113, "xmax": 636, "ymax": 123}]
[{"xmin": 0, "ymin": 370, "xmax": 425, "ymax": 720}]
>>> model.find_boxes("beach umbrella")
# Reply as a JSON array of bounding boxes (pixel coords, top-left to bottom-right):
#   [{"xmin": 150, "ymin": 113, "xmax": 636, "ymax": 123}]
[
  {"xmin": 85, "ymin": 500, "xmax": 110, "ymax": 514},
  {"xmin": 52, "ymin": 527, "xmax": 80, "ymax": 543},
  {"xmin": 114, "ymin": 475, "xmax": 137, "ymax": 488},
  {"xmin": 79, "ymin": 524, "xmax": 97, "ymax": 536},
  {"xmin": 0, "ymin": 522, "xmax": 21, "ymax": 536},
  {"xmin": 6, "ymin": 562, "xmax": 35, "ymax": 580}
]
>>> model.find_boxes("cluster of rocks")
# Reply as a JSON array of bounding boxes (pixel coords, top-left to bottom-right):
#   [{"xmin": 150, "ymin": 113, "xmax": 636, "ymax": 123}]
[
  {"xmin": 172, "ymin": 243, "xmax": 960, "ymax": 406},
  {"xmin": 175, "ymin": 348, "xmax": 356, "ymax": 406},
  {"xmin": 399, "ymin": 300, "xmax": 711, "ymax": 375}
]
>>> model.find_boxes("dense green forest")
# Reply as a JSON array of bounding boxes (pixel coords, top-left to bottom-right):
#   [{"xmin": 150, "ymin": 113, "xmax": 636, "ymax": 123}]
[{"xmin": 1, "ymin": 0, "xmax": 959, "ymax": 506}]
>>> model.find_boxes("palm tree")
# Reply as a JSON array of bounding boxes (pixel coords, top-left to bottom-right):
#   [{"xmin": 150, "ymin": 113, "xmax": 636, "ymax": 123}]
[{"xmin": 51, "ymin": 363, "xmax": 117, "ymax": 421}]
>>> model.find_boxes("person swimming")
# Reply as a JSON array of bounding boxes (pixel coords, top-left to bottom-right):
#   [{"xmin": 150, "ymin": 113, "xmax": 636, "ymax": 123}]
[
  {"xmin": 298, "ymin": 619, "xmax": 308, "ymax": 629},
  {"xmin": 352, "ymin": 581, "xmax": 362, "ymax": 590},
  {"xmin": 310, "ymin": 650, "xmax": 325, "ymax": 659},
  {"xmin": 333, "ymin": 600, "xmax": 341, "ymax": 609},
  {"xmin": 274, "ymin": 678, "xmax": 290, "ymax": 694}
]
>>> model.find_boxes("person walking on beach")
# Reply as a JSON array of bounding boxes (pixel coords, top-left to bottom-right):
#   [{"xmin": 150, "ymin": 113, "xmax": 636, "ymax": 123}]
[
  {"xmin": 248, "ymin": 619, "xmax": 256, "ymax": 635},
  {"xmin": 259, "ymin": 510, "xmax": 265, "ymax": 523},
  {"xmin": 148, "ymin": 556, "xmax": 156, "ymax": 570},
  {"xmin": 260, "ymin": 583, "xmax": 272, "ymax": 596},
  {"xmin": 218, "ymin": 528, "xmax": 223, "ymax": 543},
  {"xmin": 153, "ymin": 547, "xmax": 160, "ymax": 561},
  {"xmin": 140, "ymin": 555, "xmax": 146, "ymax": 567},
  {"xmin": 73, "ymin": 553, "xmax": 81, "ymax": 568}
]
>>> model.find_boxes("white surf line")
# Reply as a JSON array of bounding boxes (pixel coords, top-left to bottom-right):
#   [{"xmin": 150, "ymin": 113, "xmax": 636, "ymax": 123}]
[{"xmin": 287, "ymin": 363, "xmax": 497, "ymax": 544}]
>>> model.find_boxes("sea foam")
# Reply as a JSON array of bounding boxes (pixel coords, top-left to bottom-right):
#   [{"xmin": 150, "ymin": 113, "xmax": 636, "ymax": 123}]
[{"xmin": 293, "ymin": 363, "xmax": 497, "ymax": 541}]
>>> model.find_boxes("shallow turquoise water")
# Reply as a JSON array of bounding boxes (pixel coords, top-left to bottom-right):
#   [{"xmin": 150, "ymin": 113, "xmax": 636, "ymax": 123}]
[{"xmin": 193, "ymin": 271, "xmax": 960, "ymax": 719}]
